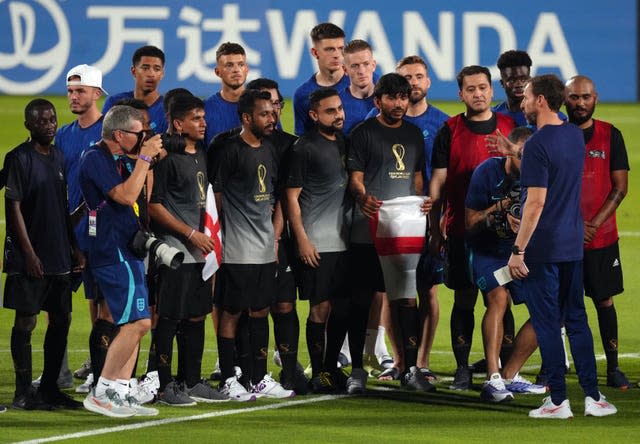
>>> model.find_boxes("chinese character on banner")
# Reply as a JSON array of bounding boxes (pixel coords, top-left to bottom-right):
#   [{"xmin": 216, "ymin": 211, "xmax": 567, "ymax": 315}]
[{"xmin": 177, "ymin": 4, "xmax": 261, "ymax": 83}]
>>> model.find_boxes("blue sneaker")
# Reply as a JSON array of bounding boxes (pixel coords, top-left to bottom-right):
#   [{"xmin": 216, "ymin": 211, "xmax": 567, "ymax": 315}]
[
  {"xmin": 480, "ymin": 374, "xmax": 513, "ymax": 403},
  {"xmin": 505, "ymin": 373, "xmax": 547, "ymax": 394}
]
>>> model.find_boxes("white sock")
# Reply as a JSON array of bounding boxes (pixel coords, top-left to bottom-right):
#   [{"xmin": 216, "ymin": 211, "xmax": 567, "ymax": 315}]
[
  {"xmin": 95, "ymin": 376, "xmax": 114, "ymax": 398},
  {"xmin": 374, "ymin": 326, "xmax": 390, "ymax": 360},
  {"xmin": 115, "ymin": 378, "xmax": 130, "ymax": 399},
  {"xmin": 364, "ymin": 329, "xmax": 377, "ymax": 355}
]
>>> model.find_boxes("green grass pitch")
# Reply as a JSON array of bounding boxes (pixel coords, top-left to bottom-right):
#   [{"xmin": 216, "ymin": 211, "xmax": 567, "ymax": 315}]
[{"xmin": 0, "ymin": 95, "xmax": 638, "ymax": 443}]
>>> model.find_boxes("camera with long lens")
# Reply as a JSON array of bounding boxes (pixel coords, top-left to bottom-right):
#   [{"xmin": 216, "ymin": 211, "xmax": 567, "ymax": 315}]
[
  {"xmin": 489, "ymin": 182, "xmax": 521, "ymax": 238},
  {"xmin": 130, "ymin": 230, "xmax": 184, "ymax": 270},
  {"xmin": 161, "ymin": 132, "xmax": 186, "ymax": 154},
  {"xmin": 130, "ymin": 129, "xmax": 156, "ymax": 155}
]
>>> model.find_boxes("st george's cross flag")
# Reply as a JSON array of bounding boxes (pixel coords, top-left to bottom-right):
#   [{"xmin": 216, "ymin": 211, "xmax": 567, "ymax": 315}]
[
  {"xmin": 202, "ymin": 184, "xmax": 223, "ymax": 281},
  {"xmin": 369, "ymin": 196, "xmax": 427, "ymax": 300}
]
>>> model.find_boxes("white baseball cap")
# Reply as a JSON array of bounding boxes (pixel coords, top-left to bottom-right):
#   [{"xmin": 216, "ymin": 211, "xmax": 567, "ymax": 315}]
[{"xmin": 66, "ymin": 64, "xmax": 108, "ymax": 95}]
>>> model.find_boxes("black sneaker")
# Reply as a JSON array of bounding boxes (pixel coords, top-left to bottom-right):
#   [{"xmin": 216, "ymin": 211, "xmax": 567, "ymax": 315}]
[
  {"xmin": 607, "ymin": 368, "xmax": 630, "ymax": 390},
  {"xmin": 280, "ymin": 367, "xmax": 309, "ymax": 395},
  {"xmin": 309, "ymin": 372, "xmax": 336, "ymax": 394},
  {"xmin": 40, "ymin": 388, "xmax": 83, "ymax": 410},
  {"xmin": 12, "ymin": 388, "xmax": 54, "ymax": 411},
  {"xmin": 469, "ymin": 358, "xmax": 487, "ymax": 374},
  {"xmin": 449, "ymin": 366, "xmax": 472, "ymax": 390},
  {"xmin": 402, "ymin": 366, "xmax": 437, "ymax": 393}
]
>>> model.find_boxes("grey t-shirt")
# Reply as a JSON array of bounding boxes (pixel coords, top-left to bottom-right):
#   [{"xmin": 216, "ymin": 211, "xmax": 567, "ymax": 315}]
[
  {"xmin": 286, "ymin": 130, "xmax": 351, "ymax": 252},
  {"xmin": 347, "ymin": 118, "xmax": 425, "ymax": 244},
  {"xmin": 211, "ymin": 134, "xmax": 277, "ymax": 264},
  {"xmin": 150, "ymin": 147, "xmax": 208, "ymax": 264}
]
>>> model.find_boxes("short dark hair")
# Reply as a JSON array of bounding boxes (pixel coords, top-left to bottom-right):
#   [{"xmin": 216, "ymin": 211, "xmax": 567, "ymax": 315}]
[
  {"xmin": 169, "ymin": 95, "xmax": 205, "ymax": 121},
  {"xmin": 344, "ymin": 39, "xmax": 371, "ymax": 55},
  {"xmin": 25, "ymin": 98, "xmax": 54, "ymax": 121},
  {"xmin": 308, "ymin": 87, "xmax": 339, "ymax": 111},
  {"xmin": 497, "ymin": 50, "xmax": 532, "ymax": 72},
  {"xmin": 115, "ymin": 98, "xmax": 148, "ymax": 111},
  {"xmin": 163, "ymin": 88, "xmax": 193, "ymax": 114},
  {"xmin": 396, "ymin": 55, "xmax": 428, "ymax": 74},
  {"xmin": 246, "ymin": 78, "xmax": 283, "ymax": 102},
  {"xmin": 132, "ymin": 45, "xmax": 165, "ymax": 66},
  {"xmin": 216, "ymin": 42, "xmax": 245, "ymax": 61},
  {"xmin": 456, "ymin": 65, "xmax": 491, "ymax": 90},
  {"xmin": 508, "ymin": 126, "xmax": 533, "ymax": 144},
  {"xmin": 310, "ymin": 23, "xmax": 345, "ymax": 43},
  {"xmin": 527, "ymin": 74, "xmax": 566, "ymax": 112},
  {"xmin": 373, "ymin": 73, "xmax": 411, "ymax": 99},
  {"xmin": 237, "ymin": 89, "xmax": 272, "ymax": 119}
]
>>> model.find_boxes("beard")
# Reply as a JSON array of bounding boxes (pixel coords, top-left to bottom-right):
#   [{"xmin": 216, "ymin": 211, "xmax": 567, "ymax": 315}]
[
  {"xmin": 409, "ymin": 88, "xmax": 426, "ymax": 104},
  {"xmin": 316, "ymin": 119, "xmax": 343, "ymax": 135},
  {"xmin": 568, "ymin": 106, "xmax": 594, "ymax": 126}
]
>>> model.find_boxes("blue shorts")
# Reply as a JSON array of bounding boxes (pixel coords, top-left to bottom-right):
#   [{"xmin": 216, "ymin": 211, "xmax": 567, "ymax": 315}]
[
  {"xmin": 470, "ymin": 250, "xmax": 525, "ymax": 305},
  {"xmin": 92, "ymin": 260, "xmax": 150, "ymax": 325}
]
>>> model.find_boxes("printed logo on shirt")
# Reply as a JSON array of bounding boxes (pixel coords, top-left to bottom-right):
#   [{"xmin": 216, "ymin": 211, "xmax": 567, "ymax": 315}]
[
  {"xmin": 196, "ymin": 171, "xmax": 206, "ymax": 203},
  {"xmin": 389, "ymin": 143, "xmax": 411, "ymax": 180},
  {"xmin": 254, "ymin": 163, "xmax": 270, "ymax": 202},
  {"xmin": 588, "ymin": 149, "xmax": 606, "ymax": 159},
  {"xmin": 613, "ymin": 258, "xmax": 620, "ymax": 267}
]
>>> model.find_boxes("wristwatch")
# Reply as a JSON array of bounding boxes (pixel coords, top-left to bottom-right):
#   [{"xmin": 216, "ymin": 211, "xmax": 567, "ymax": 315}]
[{"xmin": 511, "ymin": 245, "xmax": 524, "ymax": 255}]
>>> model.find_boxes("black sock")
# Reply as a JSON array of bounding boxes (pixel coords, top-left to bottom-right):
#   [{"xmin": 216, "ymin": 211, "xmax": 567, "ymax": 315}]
[
  {"xmin": 306, "ymin": 319, "xmax": 325, "ymax": 377},
  {"xmin": 175, "ymin": 321, "xmax": 186, "ymax": 383},
  {"xmin": 397, "ymin": 304, "xmax": 419, "ymax": 369},
  {"xmin": 348, "ymin": 292, "xmax": 372, "ymax": 369},
  {"xmin": 451, "ymin": 304, "xmax": 474, "ymax": 368},
  {"xmin": 324, "ymin": 299, "xmax": 348, "ymax": 372},
  {"xmin": 155, "ymin": 317, "xmax": 179, "ymax": 391},
  {"xmin": 146, "ymin": 328, "xmax": 157, "ymax": 373},
  {"xmin": 41, "ymin": 314, "xmax": 70, "ymax": 392},
  {"xmin": 89, "ymin": 319, "xmax": 119, "ymax": 383},
  {"xmin": 217, "ymin": 336, "xmax": 236, "ymax": 381},
  {"xmin": 11, "ymin": 327, "xmax": 32, "ymax": 396},
  {"xmin": 273, "ymin": 310, "xmax": 299, "ymax": 381},
  {"xmin": 597, "ymin": 304, "xmax": 619, "ymax": 372},
  {"xmin": 236, "ymin": 314, "xmax": 251, "ymax": 387},
  {"xmin": 500, "ymin": 306, "xmax": 515, "ymax": 368},
  {"xmin": 249, "ymin": 316, "xmax": 269, "ymax": 384},
  {"xmin": 181, "ymin": 320, "xmax": 205, "ymax": 387}
]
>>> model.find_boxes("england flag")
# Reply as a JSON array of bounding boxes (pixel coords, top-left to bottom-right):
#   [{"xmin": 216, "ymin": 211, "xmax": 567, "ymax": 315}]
[
  {"xmin": 369, "ymin": 196, "xmax": 426, "ymax": 300},
  {"xmin": 202, "ymin": 184, "xmax": 222, "ymax": 281}
]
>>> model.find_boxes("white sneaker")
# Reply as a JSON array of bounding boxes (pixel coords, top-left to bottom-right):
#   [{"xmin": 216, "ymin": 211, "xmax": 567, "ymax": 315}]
[
  {"xmin": 584, "ymin": 392, "xmax": 617, "ymax": 417},
  {"xmin": 75, "ymin": 373, "xmax": 94, "ymax": 394},
  {"xmin": 129, "ymin": 377, "xmax": 155, "ymax": 404},
  {"xmin": 125, "ymin": 394, "xmax": 159, "ymax": 416},
  {"xmin": 83, "ymin": 387, "xmax": 136, "ymax": 418},
  {"xmin": 251, "ymin": 374, "xmax": 295, "ymax": 399},
  {"xmin": 346, "ymin": 368, "xmax": 368, "ymax": 394},
  {"xmin": 505, "ymin": 373, "xmax": 547, "ymax": 394},
  {"xmin": 480, "ymin": 373, "xmax": 514, "ymax": 403},
  {"xmin": 138, "ymin": 371, "xmax": 160, "ymax": 399},
  {"xmin": 529, "ymin": 397, "xmax": 573, "ymax": 419},
  {"xmin": 219, "ymin": 376, "xmax": 256, "ymax": 402}
]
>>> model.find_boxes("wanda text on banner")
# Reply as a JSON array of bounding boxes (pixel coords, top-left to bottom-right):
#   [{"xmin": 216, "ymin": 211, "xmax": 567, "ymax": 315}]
[{"xmin": 0, "ymin": 0, "xmax": 636, "ymax": 101}]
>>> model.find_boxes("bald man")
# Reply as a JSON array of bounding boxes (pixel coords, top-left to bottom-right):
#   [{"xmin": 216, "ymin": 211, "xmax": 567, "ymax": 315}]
[{"xmin": 564, "ymin": 75, "xmax": 630, "ymax": 390}]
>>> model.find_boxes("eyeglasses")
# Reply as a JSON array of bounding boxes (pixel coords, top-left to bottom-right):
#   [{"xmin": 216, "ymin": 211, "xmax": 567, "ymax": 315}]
[
  {"xmin": 271, "ymin": 100, "xmax": 285, "ymax": 110},
  {"xmin": 118, "ymin": 129, "xmax": 146, "ymax": 138}
]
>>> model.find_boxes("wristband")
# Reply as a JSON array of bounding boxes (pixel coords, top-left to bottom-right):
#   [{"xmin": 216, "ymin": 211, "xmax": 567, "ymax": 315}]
[
  {"xmin": 138, "ymin": 154, "xmax": 153, "ymax": 164},
  {"xmin": 187, "ymin": 229, "xmax": 195, "ymax": 241}
]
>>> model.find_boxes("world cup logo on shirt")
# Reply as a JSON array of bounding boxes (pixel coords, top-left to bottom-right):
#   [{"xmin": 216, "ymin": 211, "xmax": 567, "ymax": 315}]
[
  {"xmin": 391, "ymin": 144, "xmax": 406, "ymax": 171},
  {"xmin": 196, "ymin": 171, "xmax": 206, "ymax": 206},
  {"xmin": 257, "ymin": 164, "xmax": 267, "ymax": 193}
]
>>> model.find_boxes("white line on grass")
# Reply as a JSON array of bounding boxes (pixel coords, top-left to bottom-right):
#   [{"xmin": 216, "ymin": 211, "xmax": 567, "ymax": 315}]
[{"xmin": 13, "ymin": 394, "xmax": 348, "ymax": 444}]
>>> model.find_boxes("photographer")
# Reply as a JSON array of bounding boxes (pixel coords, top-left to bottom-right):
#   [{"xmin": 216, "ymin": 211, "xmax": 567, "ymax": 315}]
[
  {"xmin": 79, "ymin": 105, "xmax": 162, "ymax": 417},
  {"xmin": 465, "ymin": 127, "xmax": 543, "ymax": 403},
  {"xmin": 148, "ymin": 95, "xmax": 225, "ymax": 405}
]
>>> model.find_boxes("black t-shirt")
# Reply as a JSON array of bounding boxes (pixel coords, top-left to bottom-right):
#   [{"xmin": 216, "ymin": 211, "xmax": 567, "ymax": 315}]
[
  {"xmin": 151, "ymin": 146, "xmax": 208, "ymax": 263},
  {"xmin": 210, "ymin": 133, "xmax": 278, "ymax": 264},
  {"xmin": 3, "ymin": 141, "xmax": 71, "ymax": 274},
  {"xmin": 286, "ymin": 129, "xmax": 351, "ymax": 252},
  {"xmin": 583, "ymin": 124, "xmax": 630, "ymax": 171},
  {"xmin": 347, "ymin": 118, "xmax": 425, "ymax": 243},
  {"xmin": 431, "ymin": 114, "xmax": 499, "ymax": 169}
]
